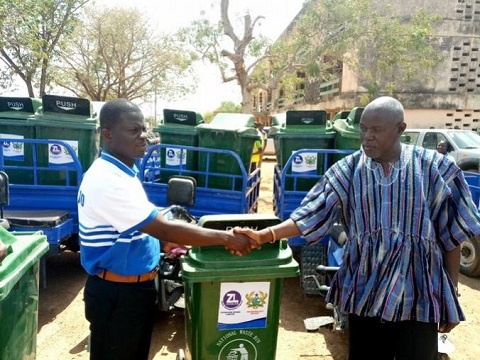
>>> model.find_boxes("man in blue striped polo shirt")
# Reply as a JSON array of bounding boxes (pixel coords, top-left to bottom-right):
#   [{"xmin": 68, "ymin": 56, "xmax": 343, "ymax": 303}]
[{"xmin": 78, "ymin": 99, "xmax": 253, "ymax": 360}]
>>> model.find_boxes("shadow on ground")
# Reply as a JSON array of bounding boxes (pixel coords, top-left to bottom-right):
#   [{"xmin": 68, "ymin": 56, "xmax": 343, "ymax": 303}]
[{"xmin": 38, "ymin": 251, "xmax": 87, "ymax": 330}]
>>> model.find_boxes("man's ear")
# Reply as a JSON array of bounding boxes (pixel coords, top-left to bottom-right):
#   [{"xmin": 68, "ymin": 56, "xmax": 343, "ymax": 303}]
[
  {"xmin": 398, "ymin": 122, "xmax": 407, "ymax": 134},
  {"xmin": 101, "ymin": 128, "xmax": 111, "ymax": 142}
]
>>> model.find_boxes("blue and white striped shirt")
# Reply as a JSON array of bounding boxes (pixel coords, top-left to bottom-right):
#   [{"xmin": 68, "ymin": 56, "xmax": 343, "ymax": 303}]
[
  {"xmin": 78, "ymin": 152, "xmax": 160, "ymax": 276},
  {"xmin": 291, "ymin": 145, "xmax": 480, "ymax": 324}
]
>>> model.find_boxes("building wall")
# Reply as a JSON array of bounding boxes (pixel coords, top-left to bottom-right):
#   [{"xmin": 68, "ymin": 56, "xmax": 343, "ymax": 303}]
[
  {"xmin": 254, "ymin": 0, "xmax": 480, "ymax": 130},
  {"xmin": 404, "ymin": 108, "xmax": 480, "ymax": 129}
]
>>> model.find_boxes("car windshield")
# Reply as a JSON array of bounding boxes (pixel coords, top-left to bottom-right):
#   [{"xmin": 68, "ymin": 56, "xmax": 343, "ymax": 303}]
[{"xmin": 447, "ymin": 131, "xmax": 480, "ymax": 149}]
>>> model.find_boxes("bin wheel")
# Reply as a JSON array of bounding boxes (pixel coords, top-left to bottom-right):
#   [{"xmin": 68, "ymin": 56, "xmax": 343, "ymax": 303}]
[{"xmin": 176, "ymin": 349, "xmax": 186, "ymax": 360}]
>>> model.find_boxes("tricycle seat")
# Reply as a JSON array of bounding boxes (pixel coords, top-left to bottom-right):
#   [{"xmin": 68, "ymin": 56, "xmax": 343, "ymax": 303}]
[{"xmin": 3, "ymin": 209, "xmax": 70, "ymax": 228}]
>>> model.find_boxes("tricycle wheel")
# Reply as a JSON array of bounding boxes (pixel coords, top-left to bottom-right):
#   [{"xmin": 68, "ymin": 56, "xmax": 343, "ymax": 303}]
[
  {"xmin": 460, "ymin": 235, "xmax": 480, "ymax": 277},
  {"xmin": 176, "ymin": 349, "xmax": 186, "ymax": 360}
]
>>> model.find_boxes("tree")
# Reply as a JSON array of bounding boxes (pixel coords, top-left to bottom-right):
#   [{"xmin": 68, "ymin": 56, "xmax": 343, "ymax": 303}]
[
  {"xmin": 287, "ymin": 0, "xmax": 443, "ymax": 104},
  {"xmin": 0, "ymin": 0, "xmax": 89, "ymax": 97},
  {"xmin": 178, "ymin": 0, "xmax": 271, "ymax": 112},
  {"xmin": 203, "ymin": 100, "xmax": 242, "ymax": 122},
  {"xmin": 179, "ymin": 0, "xmax": 442, "ymax": 111},
  {"xmin": 53, "ymin": 5, "xmax": 196, "ymax": 102}
]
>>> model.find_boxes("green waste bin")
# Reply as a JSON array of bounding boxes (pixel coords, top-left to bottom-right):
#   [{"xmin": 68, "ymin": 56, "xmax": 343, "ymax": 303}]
[
  {"xmin": 268, "ymin": 112, "xmax": 286, "ymax": 157},
  {"xmin": 154, "ymin": 109, "xmax": 203, "ymax": 183},
  {"xmin": 196, "ymin": 113, "xmax": 259, "ymax": 190},
  {"xmin": 180, "ymin": 214, "xmax": 299, "ymax": 360},
  {"xmin": 270, "ymin": 112, "xmax": 286, "ymax": 128},
  {"xmin": 0, "ymin": 227, "xmax": 49, "ymax": 360},
  {"xmin": 272, "ymin": 110, "xmax": 336, "ymax": 191},
  {"xmin": 332, "ymin": 107, "xmax": 364, "ymax": 163},
  {"xmin": 0, "ymin": 97, "xmax": 41, "ymax": 184},
  {"xmin": 32, "ymin": 95, "xmax": 100, "ymax": 185}
]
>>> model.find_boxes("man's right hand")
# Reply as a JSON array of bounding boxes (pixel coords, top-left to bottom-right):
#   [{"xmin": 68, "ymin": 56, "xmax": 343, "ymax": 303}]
[
  {"xmin": 233, "ymin": 227, "xmax": 265, "ymax": 246},
  {"xmin": 224, "ymin": 231, "xmax": 258, "ymax": 256}
]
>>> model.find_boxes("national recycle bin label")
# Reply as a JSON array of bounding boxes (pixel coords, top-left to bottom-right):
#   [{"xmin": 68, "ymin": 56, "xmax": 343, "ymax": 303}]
[
  {"xmin": 218, "ymin": 282, "xmax": 270, "ymax": 330},
  {"xmin": 166, "ymin": 147, "xmax": 187, "ymax": 167},
  {"xmin": 217, "ymin": 336, "xmax": 259, "ymax": 360},
  {"xmin": 291, "ymin": 151, "xmax": 317, "ymax": 174}
]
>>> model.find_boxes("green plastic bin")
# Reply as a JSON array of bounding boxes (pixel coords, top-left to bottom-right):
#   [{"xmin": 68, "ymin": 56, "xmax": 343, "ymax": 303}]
[
  {"xmin": 272, "ymin": 110, "xmax": 336, "ymax": 191},
  {"xmin": 332, "ymin": 107, "xmax": 364, "ymax": 162},
  {"xmin": 0, "ymin": 97, "xmax": 41, "ymax": 184},
  {"xmin": 154, "ymin": 109, "xmax": 203, "ymax": 183},
  {"xmin": 32, "ymin": 95, "xmax": 100, "ymax": 185},
  {"xmin": 0, "ymin": 227, "xmax": 49, "ymax": 360},
  {"xmin": 270, "ymin": 113, "xmax": 286, "ymax": 128},
  {"xmin": 196, "ymin": 113, "xmax": 259, "ymax": 190},
  {"xmin": 180, "ymin": 214, "xmax": 299, "ymax": 360}
]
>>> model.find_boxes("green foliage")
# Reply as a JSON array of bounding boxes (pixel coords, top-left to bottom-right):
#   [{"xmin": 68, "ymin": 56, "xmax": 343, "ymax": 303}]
[
  {"xmin": 53, "ymin": 5, "xmax": 196, "ymax": 102},
  {"xmin": 266, "ymin": 0, "xmax": 443, "ymax": 102},
  {"xmin": 203, "ymin": 100, "xmax": 242, "ymax": 122},
  {"xmin": 0, "ymin": 0, "xmax": 88, "ymax": 96},
  {"xmin": 203, "ymin": 111, "xmax": 215, "ymax": 123},
  {"xmin": 177, "ymin": 19, "xmax": 225, "ymax": 66},
  {"xmin": 216, "ymin": 100, "xmax": 242, "ymax": 113}
]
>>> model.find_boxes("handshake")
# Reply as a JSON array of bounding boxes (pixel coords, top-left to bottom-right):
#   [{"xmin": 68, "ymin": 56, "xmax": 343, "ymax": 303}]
[{"xmin": 223, "ymin": 225, "xmax": 282, "ymax": 256}]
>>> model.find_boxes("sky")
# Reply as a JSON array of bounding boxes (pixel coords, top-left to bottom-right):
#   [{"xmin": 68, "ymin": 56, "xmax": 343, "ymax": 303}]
[{"xmin": 98, "ymin": 0, "xmax": 306, "ymax": 117}]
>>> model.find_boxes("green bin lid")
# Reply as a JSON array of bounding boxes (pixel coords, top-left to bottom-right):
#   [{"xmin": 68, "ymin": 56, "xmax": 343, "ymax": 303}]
[
  {"xmin": 29, "ymin": 114, "xmax": 98, "ymax": 129},
  {"xmin": 0, "ymin": 97, "xmax": 41, "ymax": 119},
  {"xmin": 271, "ymin": 113, "xmax": 286, "ymax": 127},
  {"xmin": 209, "ymin": 113, "xmax": 256, "ymax": 129},
  {"xmin": 198, "ymin": 213, "xmax": 282, "ymax": 230},
  {"xmin": 196, "ymin": 123, "xmax": 259, "ymax": 137},
  {"xmin": 332, "ymin": 107, "xmax": 363, "ymax": 139},
  {"xmin": 333, "ymin": 126, "xmax": 361, "ymax": 140},
  {"xmin": 286, "ymin": 110, "xmax": 327, "ymax": 127},
  {"xmin": 182, "ymin": 213, "xmax": 299, "ymax": 282},
  {"xmin": 0, "ymin": 228, "xmax": 48, "ymax": 301},
  {"xmin": 155, "ymin": 123, "xmax": 198, "ymax": 135},
  {"xmin": 39, "ymin": 94, "xmax": 93, "ymax": 118},
  {"xmin": 276, "ymin": 124, "xmax": 336, "ymax": 135},
  {"xmin": 181, "ymin": 239, "xmax": 299, "ymax": 283},
  {"xmin": 163, "ymin": 109, "xmax": 203, "ymax": 126},
  {"xmin": 347, "ymin": 107, "xmax": 364, "ymax": 125},
  {"xmin": 332, "ymin": 110, "xmax": 350, "ymax": 121}
]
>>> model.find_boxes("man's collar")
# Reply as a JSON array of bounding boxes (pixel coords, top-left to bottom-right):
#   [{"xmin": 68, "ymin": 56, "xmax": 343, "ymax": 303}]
[{"xmin": 100, "ymin": 151, "xmax": 138, "ymax": 177}]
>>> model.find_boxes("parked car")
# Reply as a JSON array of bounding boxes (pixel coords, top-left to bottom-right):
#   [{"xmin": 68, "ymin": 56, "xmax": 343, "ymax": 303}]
[{"xmin": 401, "ymin": 128, "xmax": 480, "ymax": 172}]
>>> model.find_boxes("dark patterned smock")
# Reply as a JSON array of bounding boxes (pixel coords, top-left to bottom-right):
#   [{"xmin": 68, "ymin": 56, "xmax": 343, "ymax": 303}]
[{"xmin": 290, "ymin": 145, "xmax": 480, "ymax": 323}]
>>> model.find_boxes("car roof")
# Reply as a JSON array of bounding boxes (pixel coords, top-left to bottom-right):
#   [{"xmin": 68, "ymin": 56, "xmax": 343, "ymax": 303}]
[{"xmin": 404, "ymin": 128, "xmax": 471, "ymax": 132}]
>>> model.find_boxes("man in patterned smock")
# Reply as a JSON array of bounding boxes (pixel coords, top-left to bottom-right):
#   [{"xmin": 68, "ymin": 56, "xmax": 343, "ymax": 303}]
[
  {"xmin": 235, "ymin": 96, "xmax": 480, "ymax": 359},
  {"xmin": 78, "ymin": 99, "xmax": 253, "ymax": 360}
]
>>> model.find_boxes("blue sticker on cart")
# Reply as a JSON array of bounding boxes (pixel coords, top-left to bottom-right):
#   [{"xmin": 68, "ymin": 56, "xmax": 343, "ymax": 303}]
[
  {"xmin": 1, "ymin": 134, "xmax": 24, "ymax": 161},
  {"xmin": 291, "ymin": 152, "xmax": 317, "ymax": 174}
]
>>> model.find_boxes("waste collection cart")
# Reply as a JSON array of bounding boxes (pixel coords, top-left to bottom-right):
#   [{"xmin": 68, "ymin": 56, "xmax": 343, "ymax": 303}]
[
  {"xmin": 269, "ymin": 110, "xmax": 336, "ymax": 191},
  {"xmin": 178, "ymin": 214, "xmax": 299, "ymax": 360},
  {"xmin": 0, "ymin": 97, "xmax": 41, "ymax": 184},
  {"xmin": 32, "ymin": 95, "xmax": 99, "ymax": 185},
  {"xmin": 154, "ymin": 109, "xmax": 203, "ymax": 183},
  {"xmin": 332, "ymin": 107, "xmax": 363, "ymax": 162},
  {"xmin": 196, "ymin": 113, "xmax": 259, "ymax": 190},
  {"xmin": 0, "ymin": 226, "xmax": 49, "ymax": 360}
]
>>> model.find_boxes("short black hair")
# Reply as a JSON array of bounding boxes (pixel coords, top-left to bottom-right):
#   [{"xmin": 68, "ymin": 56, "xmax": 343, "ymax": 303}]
[{"xmin": 99, "ymin": 99, "xmax": 142, "ymax": 129}]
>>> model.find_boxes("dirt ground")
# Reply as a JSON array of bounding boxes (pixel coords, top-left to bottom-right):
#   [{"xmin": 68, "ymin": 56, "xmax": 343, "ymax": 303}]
[{"xmin": 36, "ymin": 159, "xmax": 480, "ymax": 360}]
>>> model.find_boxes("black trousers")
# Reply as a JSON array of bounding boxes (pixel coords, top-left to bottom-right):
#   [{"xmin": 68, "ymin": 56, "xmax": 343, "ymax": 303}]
[
  {"xmin": 348, "ymin": 314, "xmax": 438, "ymax": 360},
  {"xmin": 84, "ymin": 275, "xmax": 157, "ymax": 360}
]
